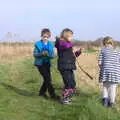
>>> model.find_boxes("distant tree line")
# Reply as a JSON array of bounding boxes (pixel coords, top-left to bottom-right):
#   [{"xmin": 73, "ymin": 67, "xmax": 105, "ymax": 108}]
[{"xmin": 73, "ymin": 38, "xmax": 120, "ymax": 49}]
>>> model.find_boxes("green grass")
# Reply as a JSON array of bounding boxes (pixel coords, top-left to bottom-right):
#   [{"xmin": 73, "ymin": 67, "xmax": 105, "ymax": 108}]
[
  {"xmin": 84, "ymin": 48, "xmax": 98, "ymax": 53},
  {"xmin": 0, "ymin": 58, "xmax": 120, "ymax": 120}
]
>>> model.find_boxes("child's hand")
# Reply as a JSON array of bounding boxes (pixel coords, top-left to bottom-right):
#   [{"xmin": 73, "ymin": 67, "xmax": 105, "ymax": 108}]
[
  {"xmin": 73, "ymin": 47, "xmax": 84, "ymax": 53},
  {"xmin": 42, "ymin": 51, "xmax": 49, "ymax": 56},
  {"xmin": 73, "ymin": 47, "xmax": 84, "ymax": 57},
  {"xmin": 80, "ymin": 47, "xmax": 84, "ymax": 52}
]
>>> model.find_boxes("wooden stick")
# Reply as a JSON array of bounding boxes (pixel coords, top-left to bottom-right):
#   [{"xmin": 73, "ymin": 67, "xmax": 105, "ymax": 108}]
[
  {"xmin": 76, "ymin": 59, "xmax": 94, "ymax": 80},
  {"xmin": 73, "ymin": 50, "xmax": 94, "ymax": 80}
]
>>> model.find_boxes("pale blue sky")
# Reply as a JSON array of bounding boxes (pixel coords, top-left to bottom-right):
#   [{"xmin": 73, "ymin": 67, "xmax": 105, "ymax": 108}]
[{"xmin": 0, "ymin": 0, "xmax": 120, "ymax": 41}]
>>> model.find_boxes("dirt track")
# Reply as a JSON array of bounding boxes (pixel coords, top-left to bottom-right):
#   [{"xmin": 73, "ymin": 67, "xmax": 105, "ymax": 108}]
[{"xmin": 76, "ymin": 53, "xmax": 100, "ymax": 90}]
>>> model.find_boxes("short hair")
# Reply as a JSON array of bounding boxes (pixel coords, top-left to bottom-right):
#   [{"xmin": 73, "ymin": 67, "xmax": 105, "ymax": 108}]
[
  {"xmin": 41, "ymin": 28, "xmax": 51, "ymax": 37},
  {"xmin": 103, "ymin": 36, "xmax": 114, "ymax": 46},
  {"xmin": 60, "ymin": 28, "xmax": 73, "ymax": 38}
]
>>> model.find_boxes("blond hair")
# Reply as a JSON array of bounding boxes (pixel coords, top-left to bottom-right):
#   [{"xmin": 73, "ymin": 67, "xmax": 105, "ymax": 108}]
[{"xmin": 103, "ymin": 36, "xmax": 114, "ymax": 46}]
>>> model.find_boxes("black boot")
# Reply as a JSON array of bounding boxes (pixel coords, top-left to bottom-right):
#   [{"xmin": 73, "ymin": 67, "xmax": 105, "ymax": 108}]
[
  {"xmin": 102, "ymin": 98, "xmax": 109, "ymax": 107},
  {"xmin": 108, "ymin": 101, "xmax": 116, "ymax": 107}
]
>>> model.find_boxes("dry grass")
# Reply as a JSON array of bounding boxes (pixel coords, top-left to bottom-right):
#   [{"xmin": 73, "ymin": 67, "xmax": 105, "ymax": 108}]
[
  {"xmin": 0, "ymin": 43, "xmax": 33, "ymax": 63},
  {"xmin": 76, "ymin": 53, "xmax": 100, "ymax": 91}
]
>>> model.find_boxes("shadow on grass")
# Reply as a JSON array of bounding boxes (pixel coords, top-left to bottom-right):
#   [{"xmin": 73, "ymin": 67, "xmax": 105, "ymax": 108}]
[
  {"xmin": 76, "ymin": 89, "xmax": 98, "ymax": 97},
  {"xmin": 0, "ymin": 82, "xmax": 99, "ymax": 103},
  {"xmin": 1, "ymin": 83, "xmax": 37, "ymax": 96},
  {"xmin": 24, "ymin": 79, "xmax": 38, "ymax": 84}
]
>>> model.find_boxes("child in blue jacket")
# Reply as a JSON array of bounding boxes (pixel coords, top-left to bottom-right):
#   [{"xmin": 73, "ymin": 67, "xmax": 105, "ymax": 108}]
[{"xmin": 33, "ymin": 28, "xmax": 59, "ymax": 99}]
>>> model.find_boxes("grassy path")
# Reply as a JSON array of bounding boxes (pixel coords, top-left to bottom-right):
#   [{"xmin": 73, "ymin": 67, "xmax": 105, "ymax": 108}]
[{"xmin": 0, "ymin": 58, "xmax": 120, "ymax": 120}]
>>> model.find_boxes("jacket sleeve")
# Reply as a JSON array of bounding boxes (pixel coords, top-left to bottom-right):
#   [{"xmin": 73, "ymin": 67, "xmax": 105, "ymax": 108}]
[
  {"xmin": 48, "ymin": 42, "xmax": 54, "ymax": 58},
  {"xmin": 55, "ymin": 38, "xmax": 59, "ymax": 48},
  {"xmin": 33, "ymin": 44, "xmax": 43, "ymax": 58},
  {"xmin": 74, "ymin": 50, "xmax": 81, "ymax": 57}
]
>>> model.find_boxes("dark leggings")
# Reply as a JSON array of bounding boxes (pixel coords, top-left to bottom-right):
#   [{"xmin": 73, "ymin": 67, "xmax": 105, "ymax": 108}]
[
  {"xmin": 37, "ymin": 64, "xmax": 55, "ymax": 96},
  {"xmin": 60, "ymin": 70, "xmax": 76, "ymax": 89}
]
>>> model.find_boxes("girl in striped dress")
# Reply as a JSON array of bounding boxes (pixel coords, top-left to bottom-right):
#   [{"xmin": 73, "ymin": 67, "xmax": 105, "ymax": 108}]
[{"xmin": 98, "ymin": 36, "xmax": 120, "ymax": 107}]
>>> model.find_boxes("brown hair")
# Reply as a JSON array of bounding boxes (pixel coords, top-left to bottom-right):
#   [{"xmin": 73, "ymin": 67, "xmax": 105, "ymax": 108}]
[
  {"xmin": 41, "ymin": 28, "xmax": 51, "ymax": 37},
  {"xmin": 60, "ymin": 28, "xmax": 73, "ymax": 38},
  {"xmin": 103, "ymin": 36, "xmax": 114, "ymax": 46}
]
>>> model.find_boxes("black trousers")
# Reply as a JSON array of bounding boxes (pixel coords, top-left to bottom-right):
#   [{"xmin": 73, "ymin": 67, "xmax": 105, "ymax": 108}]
[
  {"xmin": 37, "ymin": 63, "xmax": 55, "ymax": 97},
  {"xmin": 60, "ymin": 70, "xmax": 76, "ymax": 89}
]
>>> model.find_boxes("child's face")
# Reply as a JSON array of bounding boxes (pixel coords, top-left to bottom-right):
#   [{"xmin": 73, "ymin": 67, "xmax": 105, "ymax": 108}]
[
  {"xmin": 63, "ymin": 31, "xmax": 73, "ymax": 42},
  {"xmin": 41, "ymin": 33, "xmax": 50, "ymax": 42},
  {"xmin": 104, "ymin": 43, "xmax": 113, "ymax": 47}
]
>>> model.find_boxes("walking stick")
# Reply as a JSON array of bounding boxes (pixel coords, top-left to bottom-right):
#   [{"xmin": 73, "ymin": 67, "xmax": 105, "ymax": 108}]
[
  {"xmin": 73, "ymin": 51, "xmax": 94, "ymax": 80},
  {"xmin": 76, "ymin": 59, "xmax": 94, "ymax": 80}
]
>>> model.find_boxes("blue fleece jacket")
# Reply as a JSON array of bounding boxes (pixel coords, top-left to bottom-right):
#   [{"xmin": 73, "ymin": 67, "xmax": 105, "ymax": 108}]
[{"xmin": 33, "ymin": 40, "xmax": 54, "ymax": 66}]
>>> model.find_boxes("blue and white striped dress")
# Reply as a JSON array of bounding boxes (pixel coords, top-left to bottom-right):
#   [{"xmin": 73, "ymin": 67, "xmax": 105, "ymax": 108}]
[{"xmin": 99, "ymin": 46, "xmax": 120, "ymax": 83}]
